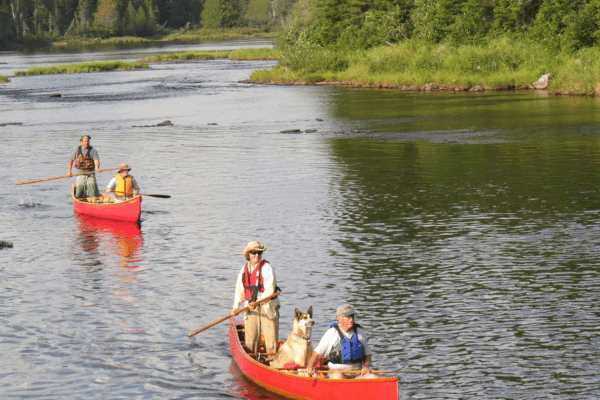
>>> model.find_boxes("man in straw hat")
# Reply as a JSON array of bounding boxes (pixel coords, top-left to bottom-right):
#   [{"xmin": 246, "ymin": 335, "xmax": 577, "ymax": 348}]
[
  {"xmin": 232, "ymin": 241, "xmax": 280, "ymax": 355},
  {"xmin": 106, "ymin": 163, "xmax": 140, "ymax": 202},
  {"xmin": 67, "ymin": 135, "xmax": 101, "ymax": 199},
  {"xmin": 306, "ymin": 304, "xmax": 375, "ymax": 379}
]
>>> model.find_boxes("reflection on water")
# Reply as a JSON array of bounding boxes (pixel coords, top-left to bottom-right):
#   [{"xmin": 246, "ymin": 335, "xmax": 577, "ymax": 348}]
[{"xmin": 73, "ymin": 213, "xmax": 145, "ymax": 334}]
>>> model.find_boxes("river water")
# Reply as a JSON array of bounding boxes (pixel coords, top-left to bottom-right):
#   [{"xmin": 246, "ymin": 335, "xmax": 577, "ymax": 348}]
[{"xmin": 1, "ymin": 39, "xmax": 600, "ymax": 400}]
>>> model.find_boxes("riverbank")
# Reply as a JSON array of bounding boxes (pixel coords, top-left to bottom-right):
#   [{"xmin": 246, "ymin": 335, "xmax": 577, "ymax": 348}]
[
  {"xmin": 51, "ymin": 28, "xmax": 277, "ymax": 48},
  {"xmin": 249, "ymin": 39, "xmax": 600, "ymax": 96},
  {"xmin": 13, "ymin": 61, "xmax": 149, "ymax": 76}
]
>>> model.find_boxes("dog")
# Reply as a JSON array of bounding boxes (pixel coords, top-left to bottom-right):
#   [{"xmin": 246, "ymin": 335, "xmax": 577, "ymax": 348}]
[{"xmin": 270, "ymin": 307, "xmax": 314, "ymax": 369}]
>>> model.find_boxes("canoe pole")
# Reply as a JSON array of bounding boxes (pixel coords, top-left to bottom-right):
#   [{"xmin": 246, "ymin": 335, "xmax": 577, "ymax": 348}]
[
  {"xmin": 15, "ymin": 167, "xmax": 119, "ymax": 186},
  {"xmin": 188, "ymin": 292, "xmax": 280, "ymax": 338}
]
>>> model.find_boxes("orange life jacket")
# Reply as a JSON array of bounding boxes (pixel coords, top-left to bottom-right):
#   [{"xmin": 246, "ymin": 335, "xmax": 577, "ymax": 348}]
[
  {"xmin": 243, "ymin": 260, "xmax": 267, "ymax": 302},
  {"xmin": 115, "ymin": 174, "xmax": 134, "ymax": 197}
]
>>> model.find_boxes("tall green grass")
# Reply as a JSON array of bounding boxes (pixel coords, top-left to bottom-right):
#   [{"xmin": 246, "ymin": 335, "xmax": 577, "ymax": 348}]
[
  {"xmin": 252, "ymin": 38, "xmax": 600, "ymax": 95},
  {"xmin": 14, "ymin": 61, "xmax": 149, "ymax": 76},
  {"xmin": 139, "ymin": 51, "xmax": 232, "ymax": 62},
  {"xmin": 139, "ymin": 48, "xmax": 280, "ymax": 62},
  {"xmin": 0, "ymin": 75, "xmax": 9, "ymax": 83}
]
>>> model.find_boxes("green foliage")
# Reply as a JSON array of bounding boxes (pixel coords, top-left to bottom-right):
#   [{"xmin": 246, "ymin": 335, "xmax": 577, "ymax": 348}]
[
  {"xmin": 229, "ymin": 47, "xmax": 280, "ymax": 59},
  {"xmin": 139, "ymin": 50, "xmax": 232, "ymax": 61},
  {"xmin": 14, "ymin": 60, "xmax": 149, "ymax": 75},
  {"xmin": 244, "ymin": 0, "xmax": 271, "ymax": 28},
  {"xmin": 561, "ymin": 0, "xmax": 600, "ymax": 51},
  {"xmin": 93, "ymin": 0, "xmax": 119, "ymax": 33},
  {"xmin": 528, "ymin": 0, "xmax": 572, "ymax": 48},
  {"xmin": 279, "ymin": 29, "xmax": 348, "ymax": 72},
  {"xmin": 0, "ymin": 74, "xmax": 10, "ymax": 83},
  {"xmin": 122, "ymin": 0, "xmax": 158, "ymax": 36},
  {"xmin": 449, "ymin": 0, "xmax": 493, "ymax": 45},
  {"xmin": 0, "ymin": 0, "xmax": 17, "ymax": 49},
  {"xmin": 551, "ymin": 47, "xmax": 600, "ymax": 94},
  {"xmin": 201, "ymin": 0, "xmax": 224, "ymax": 28}
]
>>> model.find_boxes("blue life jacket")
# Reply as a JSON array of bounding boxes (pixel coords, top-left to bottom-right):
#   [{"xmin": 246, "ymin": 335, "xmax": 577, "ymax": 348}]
[{"xmin": 328, "ymin": 323, "xmax": 366, "ymax": 364}]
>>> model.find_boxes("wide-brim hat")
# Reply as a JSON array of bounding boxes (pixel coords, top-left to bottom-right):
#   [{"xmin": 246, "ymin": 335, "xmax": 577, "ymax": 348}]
[
  {"xmin": 337, "ymin": 304, "xmax": 356, "ymax": 317},
  {"xmin": 118, "ymin": 163, "xmax": 132, "ymax": 171},
  {"xmin": 242, "ymin": 241, "xmax": 267, "ymax": 260}
]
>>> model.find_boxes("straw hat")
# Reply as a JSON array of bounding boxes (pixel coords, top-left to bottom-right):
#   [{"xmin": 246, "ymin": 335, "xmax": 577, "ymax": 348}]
[
  {"xmin": 242, "ymin": 240, "xmax": 267, "ymax": 260},
  {"xmin": 118, "ymin": 163, "xmax": 132, "ymax": 171}
]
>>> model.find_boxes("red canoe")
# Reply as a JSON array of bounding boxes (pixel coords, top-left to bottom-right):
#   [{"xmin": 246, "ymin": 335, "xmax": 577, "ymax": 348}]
[
  {"xmin": 72, "ymin": 185, "xmax": 142, "ymax": 222},
  {"xmin": 229, "ymin": 318, "xmax": 399, "ymax": 400}
]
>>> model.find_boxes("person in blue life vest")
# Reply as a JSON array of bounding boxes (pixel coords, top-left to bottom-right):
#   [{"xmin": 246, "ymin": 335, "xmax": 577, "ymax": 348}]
[
  {"xmin": 306, "ymin": 304, "xmax": 376, "ymax": 379},
  {"xmin": 68, "ymin": 135, "xmax": 101, "ymax": 199},
  {"xmin": 105, "ymin": 163, "xmax": 140, "ymax": 202},
  {"xmin": 231, "ymin": 241, "xmax": 280, "ymax": 356}
]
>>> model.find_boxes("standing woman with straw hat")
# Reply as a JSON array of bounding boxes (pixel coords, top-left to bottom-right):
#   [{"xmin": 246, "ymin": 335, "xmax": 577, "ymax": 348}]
[{"xmin": 232, "ymin": 241, "xmax": 280, "ymax": 355}]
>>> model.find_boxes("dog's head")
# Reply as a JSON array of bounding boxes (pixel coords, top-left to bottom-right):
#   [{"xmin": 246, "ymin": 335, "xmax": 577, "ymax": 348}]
[{"xmin": 293, "ymin": 306, "xmax": 314, "ymax": 337}]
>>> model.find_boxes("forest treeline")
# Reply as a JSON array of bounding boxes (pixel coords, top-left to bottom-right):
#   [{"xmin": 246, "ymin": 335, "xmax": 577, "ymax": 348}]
[
  {"xmin": 0, "ymin": 0, "xmax": 294, "ymax": 49},
  {"xmin": 276, "ymin": 0, "xmax": 600, "ymax": 52},
  {"xmin": 2, "ymin": 0, "xmax": 599, "ymax": 52}
]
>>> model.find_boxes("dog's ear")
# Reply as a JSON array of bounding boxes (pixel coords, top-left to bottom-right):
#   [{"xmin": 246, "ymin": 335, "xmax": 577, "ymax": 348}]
[
  {"xmin": 307, "ymin": 306, "xmax": 313, "ymax": 318},
  {"xmin": 295, "ymin": 308, "xmax": 301, "ymax": 318}
]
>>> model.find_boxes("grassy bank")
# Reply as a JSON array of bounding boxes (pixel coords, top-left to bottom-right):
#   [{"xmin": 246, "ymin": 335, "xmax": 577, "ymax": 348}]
[
  {"xmin": 52, "ymin": 28, "xmax": 276, "ymax": 47},
  {"xmin": 0, "ymin": 75, "xmax": 9, "ymax": 83},
  {"xmin": 139, "ymin": 48, "xmax": 280, "ymax": 62},
  {"xmin": 250, "ymin": 38, "xmax": 600, "ymax": 96},
  {"xmin": 14, "ymin": 61, "xmax": 149, "ymax": 76}
]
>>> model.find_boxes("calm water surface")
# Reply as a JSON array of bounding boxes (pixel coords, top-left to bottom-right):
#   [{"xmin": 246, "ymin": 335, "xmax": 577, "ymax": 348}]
[{"xmin": 1, "ymin": 39, "xmax": 600, "ymax": 399}]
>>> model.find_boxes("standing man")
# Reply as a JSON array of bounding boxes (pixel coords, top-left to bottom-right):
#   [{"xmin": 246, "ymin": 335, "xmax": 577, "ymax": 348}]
[
  {"xmin": 68, "ymin": 135, "xmax": 101, "ymax": 199},
  {"xmin": 306, "ymin": 304, "xmax": 375, "ymax": 379}
]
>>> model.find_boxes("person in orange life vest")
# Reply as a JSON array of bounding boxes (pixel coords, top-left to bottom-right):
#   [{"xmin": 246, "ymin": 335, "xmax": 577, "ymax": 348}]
[
  {"xmin": 231, "ymin": 241, "xmax": 280, "ymax": 355},
  {"xmin": 67, "ymin": 135, "xmax": 101, "ymax": 198},
  {"xmin": 106, "ymin": 163, "xmax": 140, "ymax": 202}
]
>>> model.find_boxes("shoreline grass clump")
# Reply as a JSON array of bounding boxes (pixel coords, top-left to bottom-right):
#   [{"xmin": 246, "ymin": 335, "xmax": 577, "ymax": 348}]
[
  {"xmin": 14, "ymin": 61, "xmax": 149, "ymax": 76},
  {"xmin": 139, "ymin": 50, "xmax": 232, "ymax": 62},
  {"xmin": 250, "ymin": 37, "xmax": 600, "ymax": 95},
  {"xmin": 0, "ymin": 75, "xmax": 9, "ymax": 83},
  {"xmin": 229, "ymin": 48, "xmax": 280, "ymax": 60},
  {"xmin": 0, "ymin": 240, "xmax": 14, "ymax": 249},
  {"xmin": 139, "ymin": 48, "xmax": 280, "ymax": 63}
]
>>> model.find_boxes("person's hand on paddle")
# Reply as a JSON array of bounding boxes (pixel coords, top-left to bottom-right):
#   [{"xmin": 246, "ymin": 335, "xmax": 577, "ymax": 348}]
[{"xmin": 361, "ymin": 355, "xmax": 372, "ymax": 375}]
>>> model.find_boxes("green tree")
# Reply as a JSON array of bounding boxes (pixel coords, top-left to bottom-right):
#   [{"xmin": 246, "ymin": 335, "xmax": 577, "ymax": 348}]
[
  {"xmin": 562, "ymin": 0, "xmax": 600, "ymax": 50},
  {"xmin": 165, "ymin": 0, "xmax": 201, "ymax": 27},
  {"xmin": 528, "ymin": 0, "xmax": 571, "ymax": 46},
  {"xmin": 244, "ymin": 0, "xmax": 270, "ymax": 27},
  {"xmin": 93, "ymin": 0, "xmax": 119, "ymax": 32},
  {"xmin": 449, "ymin": 0, "xmax": 492, "ymax": 45},
  {"xmin": 0, "ymin": 0, "xmax": 17, "ymax": 48},
  {"xmin": 201, "ymin": 0, "xmax": 223, "ymax": 27}
]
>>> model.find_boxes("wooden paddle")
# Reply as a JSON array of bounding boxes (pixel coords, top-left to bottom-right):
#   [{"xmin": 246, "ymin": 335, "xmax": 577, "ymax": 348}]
[
  {"xmin": 188, "ymin": 292, "xmax": 280, "ymax": 338},
  {"xmin": 115, "ymin": 192, "xmax": 171, "ymax": 198},
  {"xmin": 15, "ymin": 167, "xmax": 119, "ymax": 186}
]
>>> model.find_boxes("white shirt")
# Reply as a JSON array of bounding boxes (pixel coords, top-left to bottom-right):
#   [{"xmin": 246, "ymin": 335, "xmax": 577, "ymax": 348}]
[
  {"xmin": 106, "ymin": 176, "xmax": 139, "ymax": 201},
  {"xmin": 233, "ymin": 261, "xmax": 280, "ymax": 317},
  {"xmin": 313, "ymin": 325, "xmax": 371, "ymax": 369}
]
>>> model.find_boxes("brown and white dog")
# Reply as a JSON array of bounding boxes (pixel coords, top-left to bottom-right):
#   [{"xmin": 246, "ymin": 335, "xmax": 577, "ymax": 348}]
[{"xmin": 270, "ymin": 307, "xmax": 314, "ymax": 369}]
